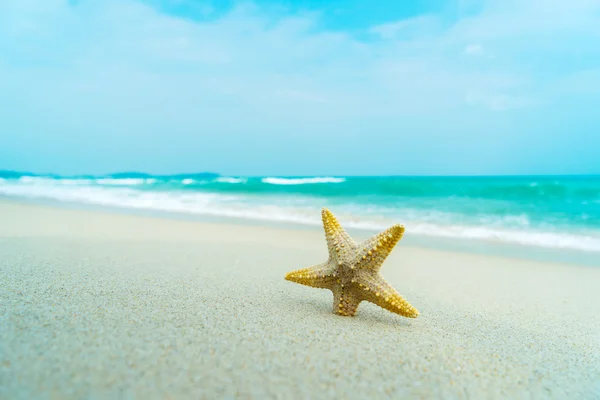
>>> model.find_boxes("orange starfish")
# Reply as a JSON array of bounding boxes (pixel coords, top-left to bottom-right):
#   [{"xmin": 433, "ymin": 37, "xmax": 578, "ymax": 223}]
[{"xmin": 285, "ymin": 208, "xmax": 419, "ymax": 318}]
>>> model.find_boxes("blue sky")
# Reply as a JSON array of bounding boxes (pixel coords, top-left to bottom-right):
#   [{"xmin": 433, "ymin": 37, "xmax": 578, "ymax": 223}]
[{"xmin": 1, "ymin": 0, "xmax": 599, "ymax": 176}]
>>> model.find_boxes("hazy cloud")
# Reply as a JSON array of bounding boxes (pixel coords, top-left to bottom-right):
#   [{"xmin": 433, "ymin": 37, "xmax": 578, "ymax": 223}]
[{"xmin": 0, "ymin": 0, "xmax": 599, "ymax": 175}]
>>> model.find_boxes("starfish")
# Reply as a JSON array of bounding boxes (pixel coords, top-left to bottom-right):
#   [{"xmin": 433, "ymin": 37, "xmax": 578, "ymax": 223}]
[{"xmin": 285, "ymin": 208, "xmax": 419, "ymax": 318}]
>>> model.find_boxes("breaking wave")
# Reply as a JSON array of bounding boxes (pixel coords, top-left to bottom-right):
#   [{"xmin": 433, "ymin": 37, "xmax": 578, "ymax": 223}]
[
  {"xmin": 261, "ymin": 177, "xmax": 346, "ymax": 185},
  {"xmin": 1, "ymin": 171, "xmax": 600, "ymax": 253}
]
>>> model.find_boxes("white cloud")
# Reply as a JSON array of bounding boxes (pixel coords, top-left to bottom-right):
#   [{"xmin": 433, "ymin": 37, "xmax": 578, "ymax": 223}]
[
  {"xmin": 464, "ymin": 43, "xmax": 483, "ymax": 55},
  {"xmin": 1, "ymin": 0, "xmax": 600, "ymax": 175},
  {"xmin": 0, "ymin": 0, "xmax": 599, "ymax": 120},
  {"xmin": 369, "ymin": 16, "xmax": 442, "ymax": 40}
]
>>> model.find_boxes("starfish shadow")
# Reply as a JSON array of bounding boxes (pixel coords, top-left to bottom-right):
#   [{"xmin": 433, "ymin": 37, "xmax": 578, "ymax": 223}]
[
  {"xmin": 351, "ymin": 303, "xmax": 414, "ymax": 327},
  {"xmin": 284, "ymin": 295, "xmax": 413, "ymax": 327}
]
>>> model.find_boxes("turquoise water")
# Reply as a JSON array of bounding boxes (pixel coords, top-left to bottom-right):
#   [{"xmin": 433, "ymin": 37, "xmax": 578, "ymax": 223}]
[{"xmin": 1, "ymin": 171, "xmax": 600, "ymax": 252}]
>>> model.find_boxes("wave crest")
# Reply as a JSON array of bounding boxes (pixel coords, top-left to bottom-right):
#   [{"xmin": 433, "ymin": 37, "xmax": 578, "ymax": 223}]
[
  {"xmin": 262, "ymin": 177, "xmax": 346, "ymax": 185},
  {"xmin": 216, "ymin": 177, "xmax": 247, "ymax": 184}
]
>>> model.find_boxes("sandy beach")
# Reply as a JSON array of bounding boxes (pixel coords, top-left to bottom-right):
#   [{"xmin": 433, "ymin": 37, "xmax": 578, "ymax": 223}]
[{"xmin": 1, "ymin": 199, "xmax": 599, "ymax": 399}]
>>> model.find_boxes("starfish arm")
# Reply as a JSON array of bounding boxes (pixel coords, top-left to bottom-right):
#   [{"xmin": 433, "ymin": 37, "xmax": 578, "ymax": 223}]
[
  {"xmin": 284, "ymin": 262, "xmax": 337, "ymax": 289},
  {"xmin": 321, "ymin": 208, "xmax": 356, "ymax": 256},
  {"xmin": 355, "ymin": 224, "xmax": 405, "ymax": 271},
  {"xmin": 332, "ymin": 285, "xmax": 362, "ymax": 316},
  {"xmin": 356, "ymin": 275, "xmax": 419, "ymax": 318}
]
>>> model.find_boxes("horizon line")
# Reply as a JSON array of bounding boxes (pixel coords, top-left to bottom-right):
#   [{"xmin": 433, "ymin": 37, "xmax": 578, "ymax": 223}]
[{"xmin": 1, "ymin": 169, "xmax": 599, "ymax": 179}]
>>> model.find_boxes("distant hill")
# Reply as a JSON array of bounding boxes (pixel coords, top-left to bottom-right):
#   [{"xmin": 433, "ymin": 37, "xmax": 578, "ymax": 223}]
[{"xmin": 0, "ymin": 170, "xmax": 220, "ymax": 180}]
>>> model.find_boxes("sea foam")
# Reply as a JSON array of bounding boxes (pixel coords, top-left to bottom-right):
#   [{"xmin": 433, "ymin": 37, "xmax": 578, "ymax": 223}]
[
  {"xmin": 216, "ymin": 177, "xmax": 247, "ymax": 184},
  {"xmin": 262, "ymin": 177, "xmax": 346, "ymax": 185}
]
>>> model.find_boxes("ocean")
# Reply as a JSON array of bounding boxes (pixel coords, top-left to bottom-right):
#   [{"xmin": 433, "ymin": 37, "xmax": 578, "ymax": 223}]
[{"xmin": 1, "ymin": 171, "xmax": 600, "ymax": 254}]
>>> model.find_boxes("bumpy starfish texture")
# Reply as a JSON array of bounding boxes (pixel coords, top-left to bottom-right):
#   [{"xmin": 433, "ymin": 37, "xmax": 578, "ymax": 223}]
[{"xmin": 285, "ymin": 208, "xmax": 419, "ymax": 318}]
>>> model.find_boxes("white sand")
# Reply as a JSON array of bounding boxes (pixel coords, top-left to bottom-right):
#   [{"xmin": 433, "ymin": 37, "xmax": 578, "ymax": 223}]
[{"xmin": 1, "ymin": 200, "xmax": 599, "ymax": 399}]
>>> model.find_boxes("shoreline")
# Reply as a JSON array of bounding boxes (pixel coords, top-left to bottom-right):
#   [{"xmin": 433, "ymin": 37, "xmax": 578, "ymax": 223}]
[
  {"xmin": 1, "ymin": 199, "xmax": 600, "ymax": 398},
  {"xmin": 2, "ymin": 196, "xmax": 600, "ymax": 267}
]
